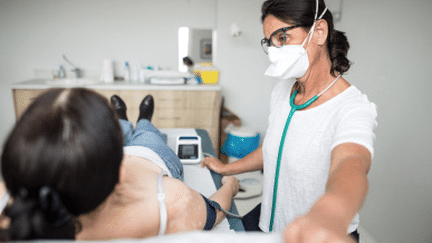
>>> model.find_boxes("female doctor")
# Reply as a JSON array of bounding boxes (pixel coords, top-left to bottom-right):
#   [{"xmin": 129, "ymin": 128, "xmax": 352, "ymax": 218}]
[{"xmin": 202, "ymin": 0, "xmax": 377, "ymax": 242}]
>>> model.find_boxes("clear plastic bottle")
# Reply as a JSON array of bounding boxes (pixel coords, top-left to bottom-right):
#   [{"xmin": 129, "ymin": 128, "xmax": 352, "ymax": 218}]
[
  {"xmin": 131, "ymin": 63, "xmax": 140, "ymax": 83},
  {"xmin": 59, "ymin": 65, "xmax": 65, "ymax": 79}
]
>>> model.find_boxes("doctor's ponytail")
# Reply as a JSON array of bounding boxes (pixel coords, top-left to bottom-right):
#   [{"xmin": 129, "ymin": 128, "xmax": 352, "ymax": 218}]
[
  {"xmin": 323, "ymin": 3, "xmax": 351, "ymax": 77},
  {"xmin": 327, "ymin": 28, "xmax": 351, "ymax": 76}
]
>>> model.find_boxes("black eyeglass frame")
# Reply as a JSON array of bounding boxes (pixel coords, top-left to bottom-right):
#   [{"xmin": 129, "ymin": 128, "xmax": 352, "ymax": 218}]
[{"xmin": 261, "ymin": 25, "xmax": 303, "ymax": 54}]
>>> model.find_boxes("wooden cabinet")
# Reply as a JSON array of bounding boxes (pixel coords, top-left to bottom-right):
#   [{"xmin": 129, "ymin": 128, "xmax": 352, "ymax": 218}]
[
  {"xmin": 13, "ymin": 89, "xmax": 48, "ymax": 119},
  {"xmin": 13, "ymin": 87, "xmax": 221, "ymax": 154}
]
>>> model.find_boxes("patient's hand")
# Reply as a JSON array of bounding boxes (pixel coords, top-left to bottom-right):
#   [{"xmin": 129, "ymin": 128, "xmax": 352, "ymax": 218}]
[{"xmin": 221, "ymin": 176, "xmax": 240, "ymax": 197}]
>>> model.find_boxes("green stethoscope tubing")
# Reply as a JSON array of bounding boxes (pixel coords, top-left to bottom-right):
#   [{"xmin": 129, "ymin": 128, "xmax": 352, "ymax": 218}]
[
  {"xmin": 268, "ymin": 75, "xmax": 341, "ymax": 232},
  {"xmin": 269, "ymin": 90, "xmax": 318, "ymax": 232}
]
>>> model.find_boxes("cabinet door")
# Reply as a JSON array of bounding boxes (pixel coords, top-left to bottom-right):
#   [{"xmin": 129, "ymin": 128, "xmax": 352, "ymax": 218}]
[
  {"xmin": 13, "ymin": 89, "xmax": 47, "ymax": 119},
  {"xmin": 183, "ymin": 91, "xmax": 220, "ymax": 109},
  {"xmin": 149, "ymin": 91, "xmax": 221, "ymax": 152},
  {"xmin": 94, "ymin": 89, "xmax": 122, "ymax": 101},
  {"xmin": 153, "ymin": 90, "xmax": 186, "ymax": 109},
  {"xmin": 12, "ymin": 88, "xmax": 221, "ymax": 155}
]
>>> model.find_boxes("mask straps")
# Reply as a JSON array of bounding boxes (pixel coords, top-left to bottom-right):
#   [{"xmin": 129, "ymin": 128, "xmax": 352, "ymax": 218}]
[
  {"xmin": 302, "ymin": 2, "xmax": 328, "ymax": 48},
  {"xmin": 314, "ymin": 0, "xmax": 320, "ymax": 20}
]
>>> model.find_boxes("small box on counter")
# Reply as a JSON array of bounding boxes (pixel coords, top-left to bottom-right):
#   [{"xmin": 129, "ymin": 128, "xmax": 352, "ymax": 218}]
[{"xmin": 194, "ymin": 63, "xmax": 219, "ymax": 84}]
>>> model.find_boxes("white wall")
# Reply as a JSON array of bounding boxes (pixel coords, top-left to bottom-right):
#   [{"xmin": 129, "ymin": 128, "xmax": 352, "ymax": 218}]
[
  {"xmin": 337, "ymin": 1, "xmax": 432, "ymax": 242},
  {"xmin": 0, "ymin": 0, "xmax": 216, "ymax": 146},
  {"xmin": 1, "ymin": 0, "xmax": 432, "ymax": 242},
  {"xmin": 216, "ymin": 0, "xmax": 275, "ymax": 136}
]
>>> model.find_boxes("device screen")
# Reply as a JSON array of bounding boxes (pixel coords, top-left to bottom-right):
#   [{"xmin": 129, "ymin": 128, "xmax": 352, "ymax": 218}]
[{"xmin": 178, "ymin": 144, "xmax": 198, "ymax": 159}]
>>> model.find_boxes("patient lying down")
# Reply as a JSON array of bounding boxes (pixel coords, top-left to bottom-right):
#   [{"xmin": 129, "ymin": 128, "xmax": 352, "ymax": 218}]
[
  {"xmin": 0, "ymin": 88, "xmax": 239, "ymax": 241},
  {"xmin": 77, "ymin": 155, "xmax": 239, "ymax": 240}
]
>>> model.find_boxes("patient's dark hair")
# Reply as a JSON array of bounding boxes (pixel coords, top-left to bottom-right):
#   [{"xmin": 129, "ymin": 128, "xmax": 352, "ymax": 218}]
[
  {"xmin": 261, "ymin": 0, "xmax": 351, "ymax": 76},
  {"xmin": 0, "ymin": 88, "xmax": 123, "ymax": 240}
]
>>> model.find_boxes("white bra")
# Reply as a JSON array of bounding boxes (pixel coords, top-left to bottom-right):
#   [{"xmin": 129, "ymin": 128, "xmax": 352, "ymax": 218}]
[{"xmin": 156, "ymin": 170, "xmax": 169, "ymax": 235}]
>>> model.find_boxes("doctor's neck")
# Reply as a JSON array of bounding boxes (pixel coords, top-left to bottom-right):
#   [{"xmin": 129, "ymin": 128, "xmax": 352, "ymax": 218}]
[{"xmin": 294, "ymin": 58, "xmax": 336, "ymax": 97}]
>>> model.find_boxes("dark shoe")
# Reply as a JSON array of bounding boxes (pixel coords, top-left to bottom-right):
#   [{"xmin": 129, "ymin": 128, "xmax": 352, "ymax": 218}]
[
  {"xmin": 137, "ymin": 95, "xmax": 154, "ymax": 122},
  {"xmin": 110, "ymin": 95, "xmax": 128, "ymax": 121}
]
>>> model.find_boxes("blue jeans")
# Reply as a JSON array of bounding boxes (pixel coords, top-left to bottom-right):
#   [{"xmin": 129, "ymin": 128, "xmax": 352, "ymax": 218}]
[{"xmin": 120, "ymin": 119, "xmax": 184, "ymax": 181}]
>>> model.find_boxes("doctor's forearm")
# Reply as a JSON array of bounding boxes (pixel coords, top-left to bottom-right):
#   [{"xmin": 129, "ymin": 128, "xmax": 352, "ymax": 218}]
[
  {"xmin": 312, "ymin": 158, "xmax": 369, "ymax": 230},
  {"xmin": 223, "ymin": 146, "xmax": 263, "ymax": 175}
]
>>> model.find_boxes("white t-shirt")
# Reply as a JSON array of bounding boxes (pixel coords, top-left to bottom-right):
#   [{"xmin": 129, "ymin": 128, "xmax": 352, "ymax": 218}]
[{"xmin": 259, "ymin": 79, "xmax": 377, "ymax": 233}]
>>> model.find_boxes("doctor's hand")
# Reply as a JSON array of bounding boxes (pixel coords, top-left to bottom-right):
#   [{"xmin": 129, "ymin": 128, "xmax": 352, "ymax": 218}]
[
  {"xmin": 201, "ymin": 157, "xmax": 228, "ymax": 175},
  {"xmin": 283, "ymin": 211, "xmax": 356, "ymax": 243}
]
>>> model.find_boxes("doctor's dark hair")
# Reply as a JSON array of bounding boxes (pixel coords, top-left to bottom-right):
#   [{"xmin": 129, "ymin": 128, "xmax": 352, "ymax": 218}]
[
  {"xmin": 0, "ymin": 88, "xmax": 123, "ymax": 240},
  {"xmin": 261, "ymin": 0, "xmax": 351, "ymax": 76}
]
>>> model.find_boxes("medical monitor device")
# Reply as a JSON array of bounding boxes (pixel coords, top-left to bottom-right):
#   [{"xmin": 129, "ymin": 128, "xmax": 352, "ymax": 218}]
[{"xmin": 175, "ymin": 135, "xmax": 203, "ymax": 164}]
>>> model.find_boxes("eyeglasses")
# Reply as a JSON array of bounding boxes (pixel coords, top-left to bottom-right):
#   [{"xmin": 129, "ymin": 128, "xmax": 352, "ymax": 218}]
[{"xmin": 261, "ymin": 25, "xmax": 303, "ymax": 54}]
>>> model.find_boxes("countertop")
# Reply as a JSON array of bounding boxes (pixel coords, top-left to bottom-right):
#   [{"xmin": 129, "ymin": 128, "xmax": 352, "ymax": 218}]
[{"xmin": 11, "ymin": 79, "xmax": 221, "ymax": 91}]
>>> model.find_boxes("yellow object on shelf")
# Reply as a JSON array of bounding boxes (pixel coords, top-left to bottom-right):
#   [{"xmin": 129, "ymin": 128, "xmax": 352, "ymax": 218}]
[{"xmin": 194, "ymin": 63, "xmax": 219, "ymax": 84}]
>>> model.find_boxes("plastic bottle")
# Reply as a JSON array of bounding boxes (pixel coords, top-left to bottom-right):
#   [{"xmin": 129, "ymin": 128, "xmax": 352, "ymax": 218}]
[
  {"xmin": 131, "ymin": 63, "xmax": 140, "ymax": 83},
  {"xmin": 140, "ymin": 65, "xmax": 154, "ymax": 83},
  {"xmin": 59, "ymin": 65, "xmax": 65, "ymax": 78},
  {"xmin": 124, "ymin": 62, "xmax": 130, "ymax": 82}
]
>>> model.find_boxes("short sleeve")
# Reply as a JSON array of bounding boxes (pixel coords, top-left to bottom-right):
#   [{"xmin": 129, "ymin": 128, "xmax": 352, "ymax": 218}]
[{"xmin": 331, "ymin": 97, "xmax": 378, "ymax": 157}]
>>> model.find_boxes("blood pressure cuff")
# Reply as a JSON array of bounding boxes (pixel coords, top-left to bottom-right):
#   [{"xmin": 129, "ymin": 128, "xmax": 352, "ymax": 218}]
[{"xmin": 201, "ymin": 194, "xmax": 222, "ymax": 230}]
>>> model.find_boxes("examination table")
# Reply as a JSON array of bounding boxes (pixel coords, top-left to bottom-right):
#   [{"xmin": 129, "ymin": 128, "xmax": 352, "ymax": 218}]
[{"xmin": 167, "ymin": 129, "xmax": 244, "ymax": 232}]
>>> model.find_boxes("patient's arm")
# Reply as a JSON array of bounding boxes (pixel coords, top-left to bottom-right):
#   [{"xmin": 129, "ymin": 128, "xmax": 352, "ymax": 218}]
[
  {"xmin": 0, "ymin": 182, "xmax": 6, "ymax": 199},
  {"xmin": 208, "ymin": 176, "xmax": 239, "ymax": 227},
  {"xmin": 0, "ymin": 181, "xmax": 9, "ymax": 229},
  {"xmin": 163, "ymin": 175, "xmax": 239, "ymax": 232}
]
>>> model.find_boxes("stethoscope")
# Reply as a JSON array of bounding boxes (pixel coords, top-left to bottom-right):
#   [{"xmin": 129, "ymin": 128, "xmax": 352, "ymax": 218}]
[{"xmin": 269, "ymin": 74, "xmax": 341, "ymax": 231}]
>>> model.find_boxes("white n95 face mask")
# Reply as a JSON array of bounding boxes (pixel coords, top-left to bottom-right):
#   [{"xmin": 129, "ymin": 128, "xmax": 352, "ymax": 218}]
[
  {"xmin": 264, "ymin": 4, "xmax": 328, "ymax": 80},
  {"xmin": 264, "ymin": 38, "xmax": 310, "ymax": 79}
]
